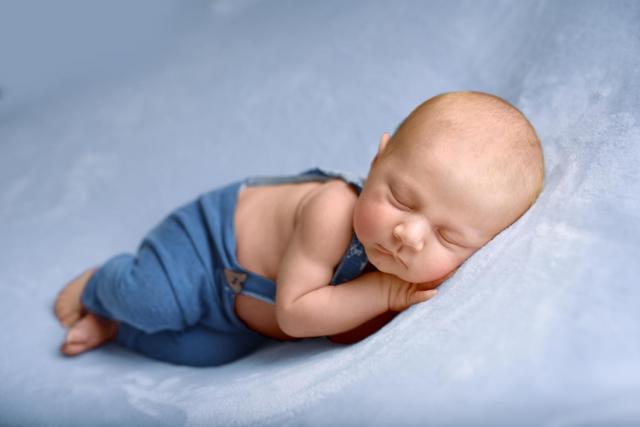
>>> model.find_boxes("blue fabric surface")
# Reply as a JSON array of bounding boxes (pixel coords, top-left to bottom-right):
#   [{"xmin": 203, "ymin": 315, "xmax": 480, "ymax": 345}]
[{"xmin": 1, "ymin": 1, "xmax": 639, "ymax": 425}]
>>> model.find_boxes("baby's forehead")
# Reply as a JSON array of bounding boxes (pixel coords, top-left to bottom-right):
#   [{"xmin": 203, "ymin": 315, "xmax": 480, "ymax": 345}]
[
  {"xmin": 395, "ymin": 111, "xmax": 528, "ymax": 189},
  {"xmin": 389, "ymin": 149, "xmax": 505, "ymax": 204},
  {"xmin": 393, "ymin": 129, "xmax": 501, "ymax": 176}
]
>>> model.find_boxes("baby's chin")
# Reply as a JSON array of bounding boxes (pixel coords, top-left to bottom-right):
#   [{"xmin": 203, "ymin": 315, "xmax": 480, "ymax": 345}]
[
  {"xmin": 364, "ymin": 247, "xmax": 442, "ymax": 283},
  {"xmin": 365, "ymin": 255, "xmax": 393, "ymax": 277},
  {"xmin": 368, "ymin": 258, "xmax": 419, "ymax": 283},
  {"xmin": 377, "ymin": 262, "xmax": 442, "ymax": 284}
]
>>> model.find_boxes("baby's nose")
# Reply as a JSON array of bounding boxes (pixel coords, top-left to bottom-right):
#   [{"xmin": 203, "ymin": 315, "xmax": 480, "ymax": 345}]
[{"xmin": 393, "ymin": 222, "xmax": 425, "ymax": 251}]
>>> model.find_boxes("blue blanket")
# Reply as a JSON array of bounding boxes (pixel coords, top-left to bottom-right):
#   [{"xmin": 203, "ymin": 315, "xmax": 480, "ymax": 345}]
[{"xmin": 1, "ymin": 1, "xmax": 638, "ymax": 425}]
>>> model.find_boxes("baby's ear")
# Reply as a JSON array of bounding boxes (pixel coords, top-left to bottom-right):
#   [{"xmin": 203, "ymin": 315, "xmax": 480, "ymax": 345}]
[
  {"xmin": 378, "ymin": 132, "xmax": 391, "ymax": 154},
  {"xmin": 370, "ymin": 132, "xmax": 391, "ymax": 168}
]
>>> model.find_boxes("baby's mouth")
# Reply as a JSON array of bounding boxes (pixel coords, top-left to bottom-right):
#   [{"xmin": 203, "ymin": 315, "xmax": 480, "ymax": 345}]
[{"xmin": 376, "ymin": 244, "xmax": 407, "ymax": 269}]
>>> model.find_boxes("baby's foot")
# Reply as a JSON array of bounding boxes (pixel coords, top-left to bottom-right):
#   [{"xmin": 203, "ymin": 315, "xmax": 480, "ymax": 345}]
[
  {"xmin": 54, "ymin": 267, "xmax": 97, "ymax": 327},
  {"xmin": 61, "ymin": 312, "xmax": 118, "ymax": 356}
]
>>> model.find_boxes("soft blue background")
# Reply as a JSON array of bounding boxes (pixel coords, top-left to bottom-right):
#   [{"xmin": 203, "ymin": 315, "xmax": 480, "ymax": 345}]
[{"xmin": 1, "ymin": 1, "xmax": 639, "ymax": 425}]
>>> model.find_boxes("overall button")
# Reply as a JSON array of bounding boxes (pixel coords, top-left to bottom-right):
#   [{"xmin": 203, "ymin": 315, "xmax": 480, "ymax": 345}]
[{"xmin": 224, "ymin": 269, "xmax": 247, "ymax": 293}]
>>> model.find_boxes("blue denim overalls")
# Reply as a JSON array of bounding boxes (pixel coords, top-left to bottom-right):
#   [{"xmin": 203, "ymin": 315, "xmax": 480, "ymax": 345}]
[{"xmin": 81, "ymin": 168, "xmax": 369, "ymax": 366}]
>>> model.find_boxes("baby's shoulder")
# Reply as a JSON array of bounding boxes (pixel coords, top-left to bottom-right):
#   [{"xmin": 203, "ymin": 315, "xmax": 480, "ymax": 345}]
[
  {"xmin": 300, "ymin": 179, "xmax": 358, "ymax": 221},
  {"xmin": 293, "ymin": 179, "xmax": 358, "ymax": 259},
  {"xmin": 315, "ymin": 179, "xmax": 359, "ymax": 206}
]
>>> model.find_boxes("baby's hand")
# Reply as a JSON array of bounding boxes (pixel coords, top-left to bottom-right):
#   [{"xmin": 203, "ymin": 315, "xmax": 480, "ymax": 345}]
[{"xmin": 382, "ymin": 273, "xmax": 444, "ymax": 312}]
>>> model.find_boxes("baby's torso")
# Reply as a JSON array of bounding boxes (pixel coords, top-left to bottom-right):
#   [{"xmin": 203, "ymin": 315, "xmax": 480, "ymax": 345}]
[{"xmin": 233, "ymin": 181, "xmax": 327, "ymax": 341}]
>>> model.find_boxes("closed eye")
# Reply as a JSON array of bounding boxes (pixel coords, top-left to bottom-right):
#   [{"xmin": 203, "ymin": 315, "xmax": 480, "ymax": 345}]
[
  {"xmin": 389, "ymin": 187, "xmax": 411, "ymax": 211},
  {"xmin": 438, "ymin": 229, "xmax": 460, "ymax": 247}
]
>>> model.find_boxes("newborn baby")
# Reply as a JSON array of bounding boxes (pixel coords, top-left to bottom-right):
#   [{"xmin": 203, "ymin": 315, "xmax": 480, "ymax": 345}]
[{"xmin": 54, "ymin": 91, "xmax": 544, "ymax": 367}]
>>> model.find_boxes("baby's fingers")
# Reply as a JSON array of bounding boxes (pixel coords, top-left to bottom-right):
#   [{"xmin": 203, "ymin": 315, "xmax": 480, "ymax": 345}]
[
  {"xmin": 413, "ymin": 289, "xmax": 438, "ymax": 305},
  {"xmin": 416, "ymin": 281, "xmax": 439, "ymax": 291},
  {"xmin": 417, "ymin": 278, "xmax": 447, "ymax": 291}
]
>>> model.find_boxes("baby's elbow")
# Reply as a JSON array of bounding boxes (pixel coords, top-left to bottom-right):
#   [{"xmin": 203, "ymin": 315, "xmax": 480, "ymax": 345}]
[{"xmin": 275, "ymin": 304, "xmax": 306, "ymax": 338}]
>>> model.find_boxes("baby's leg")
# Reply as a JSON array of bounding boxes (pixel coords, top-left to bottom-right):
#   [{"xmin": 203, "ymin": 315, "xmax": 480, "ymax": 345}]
[
  {"xmin": 78, "ymin": 208, "xmax": 218, "ymax": 334},
  {"xmin": 115, "ymin": 323, "xmax": 270, "ymax": 367},
  {"xmin": 81, "ymin": 250, "xmax": 202, "ymax": 334},
  {"xmin": 54, "ymin": 267, "xmax": 98, "ymax": 327},
  {"xmin": 56, "ymin": 199, "xmax": 225, "ymax": 360}
]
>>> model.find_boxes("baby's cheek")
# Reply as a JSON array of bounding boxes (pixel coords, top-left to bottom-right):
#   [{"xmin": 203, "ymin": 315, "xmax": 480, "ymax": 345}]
[
  {"xmin": 422, "ymin": 253, "xmax": 460, "ymax": 282},
  {"xmin": 438, "ymin": 255, "xmax": 465, "ymax": 279},
  {"xmin": 353, "ymin": 201, "xmax": 379, "ymax": 240}
]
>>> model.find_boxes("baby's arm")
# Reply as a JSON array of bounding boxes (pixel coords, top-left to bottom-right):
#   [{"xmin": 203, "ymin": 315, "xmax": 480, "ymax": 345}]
[
  {"xmin": 275, "ymin": 182, "xmax": 385, "ymax": 337},
  {"xmin": 275, "ymin": 183, "xmax": 436, "ymax": 338}
]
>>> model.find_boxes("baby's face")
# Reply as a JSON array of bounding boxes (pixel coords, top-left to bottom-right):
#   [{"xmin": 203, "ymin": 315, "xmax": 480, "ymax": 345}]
[{"xmin": 353, "ymin": 133, "xmax": 517, "ymax": 284}]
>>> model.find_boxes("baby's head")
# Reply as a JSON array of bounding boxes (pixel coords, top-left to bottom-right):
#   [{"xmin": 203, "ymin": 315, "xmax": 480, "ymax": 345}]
[{"xmin": 353, "ymin": 91, "xmax": 544, "ymax": 283}]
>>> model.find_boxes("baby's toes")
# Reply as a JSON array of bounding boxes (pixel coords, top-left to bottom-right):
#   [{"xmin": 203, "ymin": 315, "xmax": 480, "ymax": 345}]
[
  {"xmin": 61, "ymin": 315, "xmax": 97, "ymax": 356},
  {"xmin": 61, "ymin": 325, "xmax": 89, "ymax": 356},
  {"xmin": 56, "ymin": 306, "xmax": 83, "ymax": 328},
  {"xmin": 61, "ymin": 342, "xmax": 89, "ymax": 356},
  {"xmin": 54, "ymin": 268, "xmax": 96, "ymax": 327},
  {"xmin": 54, "ymin": 291, "xmax": 83, "ymax": 327},
  {"xmin": 60, "ymin": 313, "xmax": 116, "ymax": 357}
]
